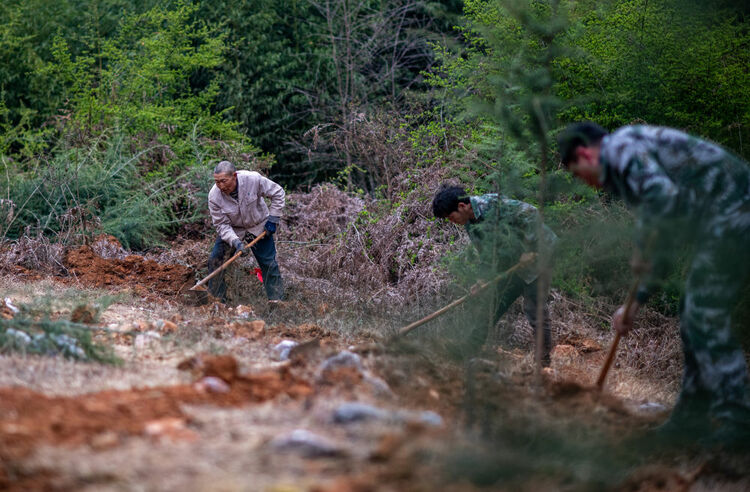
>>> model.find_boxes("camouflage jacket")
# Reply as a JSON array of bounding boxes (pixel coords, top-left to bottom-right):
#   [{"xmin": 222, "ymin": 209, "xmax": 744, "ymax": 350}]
[
  {"xmin": 599, "ymin": 125, "xmax": 750, "ymax": 301},
  {"xmin": 465, "ymin": 194, "xmax": 558, "ymax": 284}
]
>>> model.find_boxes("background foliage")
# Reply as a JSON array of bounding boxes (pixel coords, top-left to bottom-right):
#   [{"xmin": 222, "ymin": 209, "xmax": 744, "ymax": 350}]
[{"xmin": 1, "ymin": 0, "xmax": 749, "ymax": 311}]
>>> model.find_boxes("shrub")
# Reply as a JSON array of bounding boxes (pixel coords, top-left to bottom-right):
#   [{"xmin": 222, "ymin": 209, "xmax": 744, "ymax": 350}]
[
  {"xmin": 1, "ymin": 134, "xmax": 201, "ymax": 249},
  {"xmin": 0, "ymin": 292, "xmax": 119, "ymax": 364}
]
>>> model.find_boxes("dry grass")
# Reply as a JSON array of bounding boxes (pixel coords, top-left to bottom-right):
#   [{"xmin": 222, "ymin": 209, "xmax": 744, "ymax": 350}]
[
  {"xmin": 280, "ymin": 178, "xmax": 466, "ymax": 316},
  {"xmin": 0, "ymin": 234, "xmax": 67, "ymax": 275}
]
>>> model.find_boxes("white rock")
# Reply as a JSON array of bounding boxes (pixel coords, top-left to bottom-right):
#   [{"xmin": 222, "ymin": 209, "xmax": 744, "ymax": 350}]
[
  {"xmin": 333, "ymin": 402, "xmax": 390, "ymax": 424},
  {"xmin": 273, "ymin": 340, "xmax": 299, "ymax": 360},
  {"xmin": 332, "ymin": 402, "xmax": 444, "ymax": 428},
  {"xmin": 270, "ymin": 429, "xmax": 344, "ymax": 457},
  {"xmin": 235, "ymin": 304, "xmax": 254, "ymax": 319},
  {"xmin": 52, "ymin": 333, "xmax": 86, "ymax": 359},
  {"xmin": 134, "ymin": 331, "xmax": 161, "ymax": 350},
  {"xmin": 194, "ymin": 376, "xmax": 230, "ymax": 394},
  {"xmin": 637, "ymin": 402, "xmax": 668, "ymax": 414},
  {"xmin": 413, "ymin": 411, "xmax": 443, "ymax": 427},
  {"xmin": 319, "ymin": 350, "xmax": 363, "ymax": 372},
  {"xmin": 3, "ymin": 298, "xmax": 19, "ymax": 314},
  {"xmin": 6, "ymin": 328, "xmax": 31, "ymax": 345}
]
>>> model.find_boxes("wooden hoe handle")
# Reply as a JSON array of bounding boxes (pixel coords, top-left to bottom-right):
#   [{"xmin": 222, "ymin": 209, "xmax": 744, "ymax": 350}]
[
  {"xmin": 595, "ymin": 279, "xmax": 639, "ymax": 390},
  {"xmin": 189, "ymin": 231, "xmax": 267, "ymax": 291},
  {"xmin": 398, "ymin": 254, "xmax": 537, "ymax": 337}
]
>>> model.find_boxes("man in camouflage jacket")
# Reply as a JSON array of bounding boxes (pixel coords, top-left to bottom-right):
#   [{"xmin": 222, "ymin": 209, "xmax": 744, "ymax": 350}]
[
  {"xmin": 433, "ymin": 185, "xmax": 558, "ymax": 365},
  {"xmin": 558, "ymin": 122, "xmax": 750, "ymax": 444}
]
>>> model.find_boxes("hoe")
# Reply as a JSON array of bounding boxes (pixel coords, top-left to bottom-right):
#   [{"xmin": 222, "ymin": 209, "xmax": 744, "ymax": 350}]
[{"xmin": 189, "ymin": 231, "xmax": 267, "ymax": 293}]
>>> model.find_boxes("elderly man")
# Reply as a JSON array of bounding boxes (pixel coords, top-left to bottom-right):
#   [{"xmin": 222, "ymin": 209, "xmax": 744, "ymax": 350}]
[
  {"xmin": 557, "ymin": 122, "xmax": 750, "ymax": 446},
  {"xmin": 207, "ymin": 160, "xmax": 285, "ymax": 304}
]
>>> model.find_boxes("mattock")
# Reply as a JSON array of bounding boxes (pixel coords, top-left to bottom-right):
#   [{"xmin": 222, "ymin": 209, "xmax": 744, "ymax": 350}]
[
  {"xmin": 595, "ymin": 277, "xmax": 639, "ymax": 390},
  {"xmin": 189, "ymin": 231, "xmax": 267, "ymax": 294}
]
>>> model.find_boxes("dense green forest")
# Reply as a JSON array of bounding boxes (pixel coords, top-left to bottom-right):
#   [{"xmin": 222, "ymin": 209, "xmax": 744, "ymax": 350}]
[{"xmin": 2, "ymin": 0, "xmax": 749, "ymax": 305}]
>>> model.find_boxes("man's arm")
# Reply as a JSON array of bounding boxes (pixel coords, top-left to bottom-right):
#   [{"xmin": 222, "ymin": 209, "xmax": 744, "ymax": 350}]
[
  {"xmin": 517, "ymin": 203, "xmax": 557, "ymax": 254},
  {"xmin": 257, "ymin": 174, "xmax": 285, "ymax": 217},
  {"xmin": 622, "ymin": 153, "xmax": 680, "ymax": 303},
  {"xmin": 208, "ymin": 198, "xmax": 240, "ymax": 245},
  {"xmin": 625, "ymin": 153, "xmax": 681, "ymax": 221}
]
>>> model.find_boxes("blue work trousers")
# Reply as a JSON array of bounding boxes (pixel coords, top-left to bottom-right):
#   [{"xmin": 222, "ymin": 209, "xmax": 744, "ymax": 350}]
[{"xmin": 207, "ymin": 234, "xmax": 284, "ymax": 302}]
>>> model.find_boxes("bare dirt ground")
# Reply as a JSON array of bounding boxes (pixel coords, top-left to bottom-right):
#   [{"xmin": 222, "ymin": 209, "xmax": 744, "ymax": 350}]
[{"xmin": 1, "ymin": 240, "xmax": 749, "ymax": 491}]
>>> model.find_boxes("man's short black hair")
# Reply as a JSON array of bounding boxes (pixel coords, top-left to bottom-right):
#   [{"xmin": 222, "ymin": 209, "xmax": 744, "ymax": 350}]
[
  {"xmin": 432, "ymin": 184, "xmax": 470, "ymax": 218},
  {"xmin": 557, "ymin": 122, "xmax": 608, "ymax": 167}
]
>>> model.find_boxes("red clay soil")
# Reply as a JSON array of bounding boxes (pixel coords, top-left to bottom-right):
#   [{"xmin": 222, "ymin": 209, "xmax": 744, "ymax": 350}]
[
  {"xmin": 6, "ymin": 265, "xmax": 44, "ymax": 280},
  {"xmin": 271, "ymin": 323, "xmax": 340, "ymax": 344},
  {"xmin": 176, "ymin": 353, "xmax": 240, "ymax": 383},
  {"xmin": 0, "ymin": 357, "xmax": 311, "ymax": 464},
  {"xmin": 64, "ymin": 245, "xmax": 193, "ymax": 297}
]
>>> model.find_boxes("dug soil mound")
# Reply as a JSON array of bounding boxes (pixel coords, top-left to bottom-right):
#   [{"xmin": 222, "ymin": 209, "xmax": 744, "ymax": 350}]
[
  {"xmin": 0, "ymin": 358, "xmax": 311, "ymax": 463},
  {"xmin": 65, "ymin": 245, "xmax": 193, "ymax": 297}
]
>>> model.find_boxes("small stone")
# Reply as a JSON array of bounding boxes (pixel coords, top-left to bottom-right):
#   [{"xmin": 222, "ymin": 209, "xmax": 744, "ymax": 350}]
[
  {"xmin": 317, "ymin": 351, "xmax": 369, "ymax": 387},
  {"xmin": 274, "ymin": 340, "xmax": 298, "ymax": 360},
  {"xmin": 414, "ymin": 411, "xmax": 443, "ymax": 427},
  {"xmin": 319, "ymin": 351, "xmax": 363, "ymax": 373},
  {"xmin": 134, "ymin": 331, "xmax": 161, "ymax": 350},
  {"xmin": 332, "ymin": 402, "xmax": 390, "ymax": 424},
  {"xmin": 637, "ymin": 402, "xmax": 668, "ymax": 414},
  {"xmin": 3, "ymin": 298, "xmax": 19, "ymax": 314},
  {"xmin": 270, "ymin": 429, "xmax": 344, "ymax": 458},
  {"xmin": 235, "ymin": 304, "xmax": 255, "ymax": 319},
  {"xmin": 51, "ymin": 333, "xmax": 87, "ymax": 359},
  {"xmin": 193, "ymin": 376, "xmax": 230, "ymax": 394},
  {"xmin": 143, "ymin": 417, "xmax": 197, "ymax": 441},
  {"xmin": 6, "ymin": 329, "xmax": 31, "ymax": 345},
  {"xmin": 144, "ymin": 417, "xmax": 186, "ymax": 436}
]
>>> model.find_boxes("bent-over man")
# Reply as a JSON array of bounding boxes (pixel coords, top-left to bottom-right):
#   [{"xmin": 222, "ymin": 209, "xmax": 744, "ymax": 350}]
[
  {"xmin": 207, "ymin": 160, "xmax": 285, "ymax": 304},
  {"xmin": 433, "ymin": 184, "xmax": 558, "ymax": 365},
  {"xmin": 558, "ymin": 122, "xmax": 750, "ymax": 446}
]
